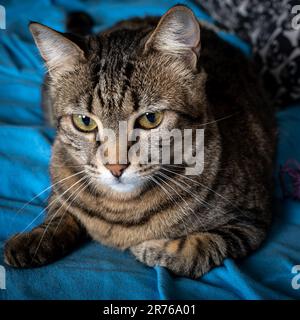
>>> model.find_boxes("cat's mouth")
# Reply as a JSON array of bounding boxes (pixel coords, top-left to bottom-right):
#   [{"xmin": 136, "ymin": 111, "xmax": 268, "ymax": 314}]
[{"xmin": 98, "ymin": 170, "xmax": 143, "ymax": 194}]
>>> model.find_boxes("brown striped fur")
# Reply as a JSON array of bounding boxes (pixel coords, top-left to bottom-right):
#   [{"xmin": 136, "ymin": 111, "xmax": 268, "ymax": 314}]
[{"xmin": 4, "ymin": 5, "xmax": 276, "ymax": 278}]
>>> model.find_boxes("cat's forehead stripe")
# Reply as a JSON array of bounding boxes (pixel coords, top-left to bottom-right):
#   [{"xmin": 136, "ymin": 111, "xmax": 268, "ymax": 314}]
[{"xmin": 87, "ymin": 29, "xmax": 151, "ymax": 113}]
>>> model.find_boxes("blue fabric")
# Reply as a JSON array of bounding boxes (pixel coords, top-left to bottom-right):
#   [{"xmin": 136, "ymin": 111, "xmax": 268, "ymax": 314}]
[{"xmin": 0, "ymin": 0, "xmax": 300, "ymax": 300}]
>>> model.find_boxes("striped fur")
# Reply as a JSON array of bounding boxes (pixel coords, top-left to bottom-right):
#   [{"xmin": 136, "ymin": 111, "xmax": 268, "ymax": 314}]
[{"xmin": 4, "ymin": 5, "xmax": 276, "ymax": 278}]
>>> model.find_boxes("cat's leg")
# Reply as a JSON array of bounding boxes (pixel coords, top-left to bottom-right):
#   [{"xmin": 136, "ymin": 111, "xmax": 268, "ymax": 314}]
[
  {"xmin": 4, "ymin": 208, "xmax": 87, "ymax": 268},
  {"xmin": 130, "ymin": 220, "xmax": 268, "ymax": 278}
]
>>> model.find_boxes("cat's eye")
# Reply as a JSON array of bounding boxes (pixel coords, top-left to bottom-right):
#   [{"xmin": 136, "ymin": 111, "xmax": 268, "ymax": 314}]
[
  {"xmin": 72, "ymin": 114, "xmax": 97, "ymax": 132},
  {"xmin": 136, "ymin": 111, "xmax": 163, "ymax": 129}
]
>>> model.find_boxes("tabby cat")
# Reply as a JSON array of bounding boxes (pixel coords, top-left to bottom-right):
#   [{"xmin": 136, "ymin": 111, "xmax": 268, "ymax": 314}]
[{"xmin": 4, "ymin": 5, "xmax": 276, "ymax": 278}]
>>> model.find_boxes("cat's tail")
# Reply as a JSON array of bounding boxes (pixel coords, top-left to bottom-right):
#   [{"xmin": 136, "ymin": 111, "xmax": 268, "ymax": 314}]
[{"xmin": 66, "ymin": 11, "xmax": 94, "ymax": 36}]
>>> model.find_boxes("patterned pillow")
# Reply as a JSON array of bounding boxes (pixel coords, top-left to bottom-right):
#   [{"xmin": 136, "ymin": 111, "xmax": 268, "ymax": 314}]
[{"xmin": 195, "ymin": 0, "xmax": 300, "ymax": 107}]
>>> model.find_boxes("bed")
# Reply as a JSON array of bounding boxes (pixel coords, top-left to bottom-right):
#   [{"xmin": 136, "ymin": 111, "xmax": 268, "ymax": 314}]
[{"xmin": 0, "ymin": 0, "xmax": 300, "ymax": 300}]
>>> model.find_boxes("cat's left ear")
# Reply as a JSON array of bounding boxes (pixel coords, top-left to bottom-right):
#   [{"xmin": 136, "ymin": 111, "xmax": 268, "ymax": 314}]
[{"xmin": 145, "ymin": 5, "xmax": 201, "ymax": 69}]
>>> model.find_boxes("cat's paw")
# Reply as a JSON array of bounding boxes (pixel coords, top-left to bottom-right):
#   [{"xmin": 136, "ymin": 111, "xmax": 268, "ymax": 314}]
[
  {"xmin": 4, "ymin": 229, "xmax": 55, "ymax": 268},
  {"xmin": 130, "ymin": 238, "xmax": 196, "ymax": 277},
  {"xmin": 131, "ymin": 239, "xmax": 168, "ymax": 266}
]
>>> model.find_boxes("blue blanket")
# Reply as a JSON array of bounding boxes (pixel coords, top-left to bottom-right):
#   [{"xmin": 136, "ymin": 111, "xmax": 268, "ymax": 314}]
[{"xmin": 0, "ymin": 0, "xmax": 300, "ymax": 300}]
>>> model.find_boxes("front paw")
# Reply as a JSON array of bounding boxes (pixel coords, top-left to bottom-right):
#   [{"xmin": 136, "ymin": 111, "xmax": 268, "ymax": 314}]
[
  {"xmin": 130, "ymin": 233, "xmax": 226, "ymax": 278},
  {"xmin": 130, "ymin": 238, "xmax": 194, "ymax": 277},
  {"xmin": 4, "ymin": 229, "xmax": 56, "ymax": 268},
  {"xmin": 131, "ymin": 239, "xmax": 169, "ymax": 266}
]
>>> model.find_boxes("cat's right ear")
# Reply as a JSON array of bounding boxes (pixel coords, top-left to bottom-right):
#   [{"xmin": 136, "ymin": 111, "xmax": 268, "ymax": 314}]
[{"xmin": 29, "ymin": 22, "xmax": 85, "ymax": 75}]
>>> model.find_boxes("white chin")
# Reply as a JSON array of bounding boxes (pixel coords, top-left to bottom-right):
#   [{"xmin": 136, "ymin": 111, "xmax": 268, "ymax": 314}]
[
  {"xmin": 98, "ymin": 170, "xmax": 142, "ymax": 194},
  {"xmin": 108, "ymin": 182, "xmax": 138, "ymax": 193}
]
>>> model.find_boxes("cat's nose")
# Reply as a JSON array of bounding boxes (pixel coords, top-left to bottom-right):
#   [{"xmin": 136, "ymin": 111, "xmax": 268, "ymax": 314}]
[{"xmin": 105, "ymin": 164, "xmax": 129, "ymax": 178}]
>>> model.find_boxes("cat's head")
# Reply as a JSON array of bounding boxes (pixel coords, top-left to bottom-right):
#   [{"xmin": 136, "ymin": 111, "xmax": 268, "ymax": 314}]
[{"xmin": 30, "ymin": 5, "xmax": 207, "ymax": 198}]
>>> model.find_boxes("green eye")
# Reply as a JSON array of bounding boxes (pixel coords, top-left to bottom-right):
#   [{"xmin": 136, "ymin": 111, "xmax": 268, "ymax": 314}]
[
  {"xmin": 72, "ymin": 114, "xmax": 97, "ymax": 132},
  {"xmin": 136, "ymin": 111, "xmax": 163, "ymax": 129}
]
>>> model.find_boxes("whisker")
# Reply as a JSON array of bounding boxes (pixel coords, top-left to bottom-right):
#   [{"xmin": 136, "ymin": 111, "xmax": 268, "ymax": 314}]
[
  {"xmin": 50, "ymin": 165, "xmax": 85, "ymax": 168},
  {"xmin": 156, "ymin": 172, "xmax": 208, "ymax": 232},
  {"xmin": 31, "ymin": 176, "xmax": 88, "ymax": 263},
  {"xmin": 158, "ymin": 170, "xmax": 234, "ymax": 229},
  {"xmin": 158, "ymin": 170, "xmax": 211, "ymax": 210},
  {"xmin": 198, "ymin": 112, "xmax": 239, "ymax": 127},
  {"xmin": 17, "ymin": 174, "xmax": 87, "ymax": 236},
  {"xmin": 161, "ymin": 167, "xmax": 245, "ymax": 215},
  {"xmin": 52, "ymin": 178, "xmax": 92, "ymax": 238},
  {"xmin": 148, "ymin": 176, "xmax": 190, "ymax": 235},
  {"xmin": 16, "ymin": 169, "xmax": 86, "ymax": 215}
]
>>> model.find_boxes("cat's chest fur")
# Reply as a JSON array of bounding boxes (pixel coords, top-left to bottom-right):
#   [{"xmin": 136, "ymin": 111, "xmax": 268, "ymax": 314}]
[
  {"xmin": 75, "ymin": 214, "xmax": 155, "ymax": 249},
  {"xmin": 70, "ymin": 204, "xmax": 181, "ymax": 249}
]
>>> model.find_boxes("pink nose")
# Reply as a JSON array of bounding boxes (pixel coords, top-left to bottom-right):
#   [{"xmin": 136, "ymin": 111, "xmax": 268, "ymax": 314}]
[{"xmin": 105, "ymin": 164, "xmax": 129, "ymax": 177}]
